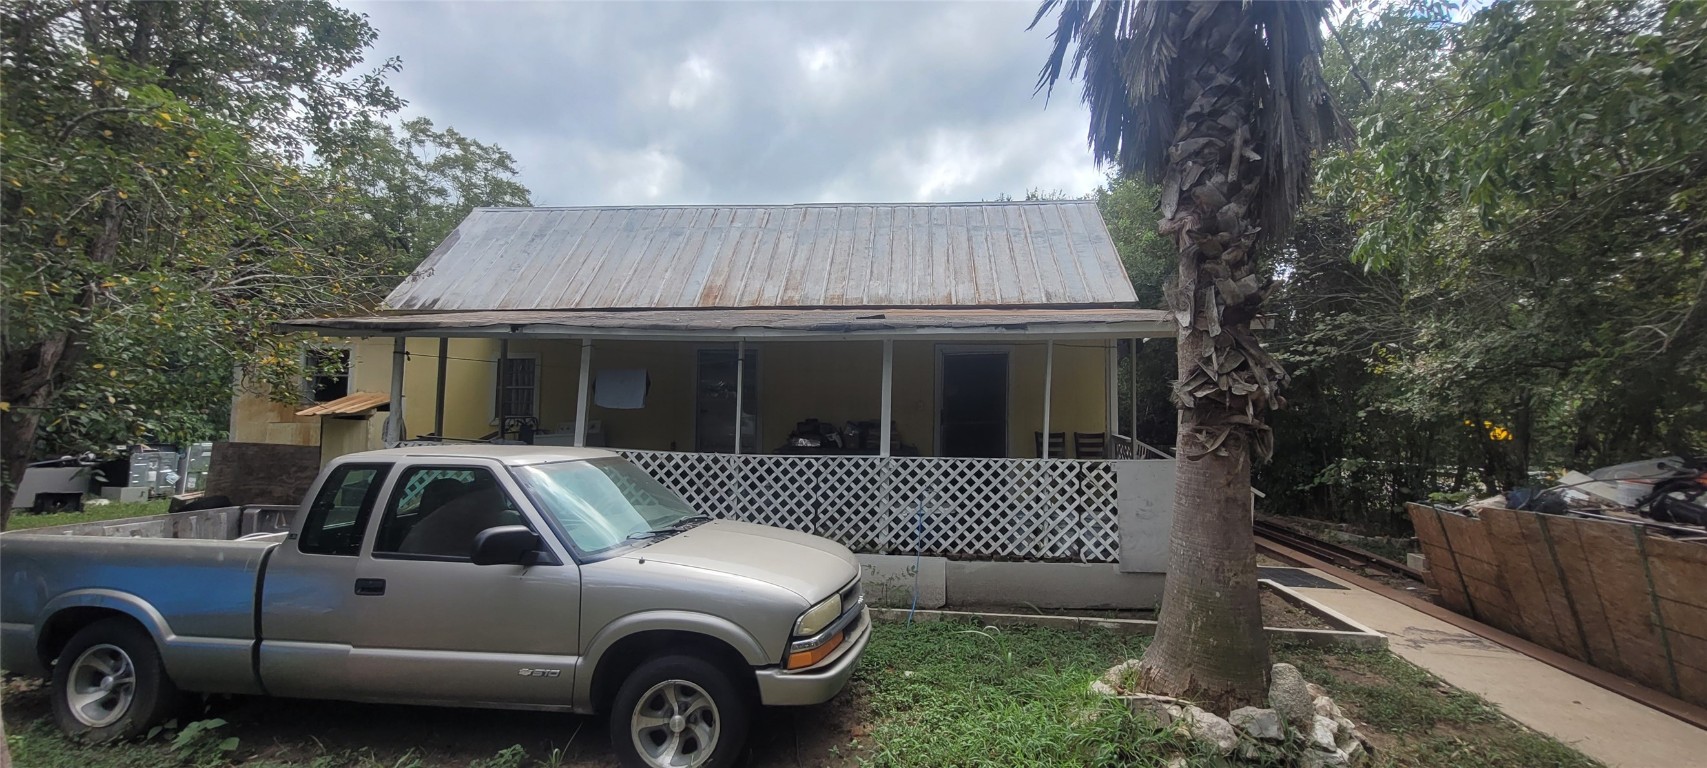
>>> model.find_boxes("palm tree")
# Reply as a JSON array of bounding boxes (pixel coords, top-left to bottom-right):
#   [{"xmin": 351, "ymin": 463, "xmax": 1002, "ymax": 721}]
[{"xmin": 1033, "ymin": 0, "xmax": 1346, "ymax": 708}]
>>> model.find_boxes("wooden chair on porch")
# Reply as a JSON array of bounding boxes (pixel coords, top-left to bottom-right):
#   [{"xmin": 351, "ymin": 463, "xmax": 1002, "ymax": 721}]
[
  {"xmin": 1034, "ymin": 431, "xmax": 1066, "ymax": 458},
  {"xmin": 1074, "ymin": 432, "xmax": 1107, "ymax": 460}
]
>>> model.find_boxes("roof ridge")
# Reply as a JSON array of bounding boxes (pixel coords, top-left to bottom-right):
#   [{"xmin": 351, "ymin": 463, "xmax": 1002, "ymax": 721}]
[{"xmin": 472, "ymin": 200, "xmax": 1094, "ymax": 212}]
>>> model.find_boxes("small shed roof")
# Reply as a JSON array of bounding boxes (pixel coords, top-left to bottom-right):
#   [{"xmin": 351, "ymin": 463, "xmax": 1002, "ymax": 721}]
[
  {"xmin": 383, "ymin": 201, "xmax": 1137, "ymax": 312},
  {"xmin": 295, "ymin": 391, "xmax": 390, "ymax": 416}
]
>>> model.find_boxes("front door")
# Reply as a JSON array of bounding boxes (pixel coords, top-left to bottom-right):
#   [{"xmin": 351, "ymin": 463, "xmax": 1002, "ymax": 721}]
[
  {"xmin": 939, "ymin": 350, "xmax": 1008, "ymax": 458},
  {"xmin": 695, "ymin": 348, "xmax": 758, "ymax": 453},
  {"xmin": 348, "ymin": 463, "xmax": 581, "ymax": 707}
]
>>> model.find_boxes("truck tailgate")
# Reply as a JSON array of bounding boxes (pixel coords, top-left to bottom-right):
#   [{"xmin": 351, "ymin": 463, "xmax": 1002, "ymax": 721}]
[{"xmin": 0, "ymin": 535, "xmax": 275, "ymax": 693}]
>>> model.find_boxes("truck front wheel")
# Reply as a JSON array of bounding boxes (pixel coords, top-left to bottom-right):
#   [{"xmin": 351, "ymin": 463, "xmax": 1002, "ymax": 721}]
[
  {"xmin": 51, "ymin": 618, "xmax": 180, "ymax": 743},
  {"xmin": 609, "ymin": 654, "xmax": 752, "ymax": 768}
]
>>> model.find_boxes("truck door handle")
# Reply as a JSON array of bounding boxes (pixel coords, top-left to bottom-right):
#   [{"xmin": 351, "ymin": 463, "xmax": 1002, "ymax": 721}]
[{"xmin": 354, "ymin": 578, "xmax": 386, "ymax": 596}]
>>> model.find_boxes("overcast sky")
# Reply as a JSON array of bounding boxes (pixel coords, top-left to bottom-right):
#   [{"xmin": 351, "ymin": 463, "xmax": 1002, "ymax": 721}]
[{"xmin": 347, "ymin": 0, "xmax": 1106, "ymax": 207}]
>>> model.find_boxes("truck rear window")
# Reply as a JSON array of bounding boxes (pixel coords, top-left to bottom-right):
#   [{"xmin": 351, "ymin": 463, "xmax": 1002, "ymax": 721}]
[{"xmin": 299, "ymin": 463, "xmax": 391, "ymax": 556}]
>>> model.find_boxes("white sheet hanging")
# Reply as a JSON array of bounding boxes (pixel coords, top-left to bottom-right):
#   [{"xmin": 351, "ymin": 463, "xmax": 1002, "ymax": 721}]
[{"xmin": 593, "ymin": 368, "xmax": 648, "ymax": 409}]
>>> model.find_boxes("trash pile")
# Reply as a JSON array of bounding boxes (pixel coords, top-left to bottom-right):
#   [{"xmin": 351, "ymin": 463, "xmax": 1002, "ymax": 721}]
[{"xmin": 1511, "ymin": 456, "xmax": 1705, "ymax": 529}]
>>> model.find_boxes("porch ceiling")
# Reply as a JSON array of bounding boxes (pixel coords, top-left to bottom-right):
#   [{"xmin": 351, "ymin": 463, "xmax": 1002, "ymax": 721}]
[{"xmin": 277, "ymin": 307, "xmax": 1175, "ymax": 340}]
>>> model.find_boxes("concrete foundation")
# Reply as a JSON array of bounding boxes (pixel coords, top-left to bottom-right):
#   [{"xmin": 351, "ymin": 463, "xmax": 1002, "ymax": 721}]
[{"xmin": 946, "ymin": 560, "xmax": 1164, "ymax": 610}]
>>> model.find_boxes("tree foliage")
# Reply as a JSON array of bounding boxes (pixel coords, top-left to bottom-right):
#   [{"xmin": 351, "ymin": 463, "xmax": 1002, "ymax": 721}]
[
  {"xmin": 1256, "ymin": 0, "xmax": 1707, "ymax": 526},
  {"xmin": 0, "ymin": 1, "xmax": 528, "ymax": 517}
]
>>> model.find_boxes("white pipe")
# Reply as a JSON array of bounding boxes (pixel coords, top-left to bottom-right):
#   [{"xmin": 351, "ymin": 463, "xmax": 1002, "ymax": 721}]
[
  {"xmin": 574, "ymin": 339, "xmax": 592, "ymax": 446},
  {"xmin": 880, "ymin": 339, "xmax": 894, "ymax": 457}
]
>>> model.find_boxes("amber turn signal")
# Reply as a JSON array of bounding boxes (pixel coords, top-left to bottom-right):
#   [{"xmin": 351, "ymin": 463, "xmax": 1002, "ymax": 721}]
[{"xmin": 785, "ymin": 631, "xmax": 844, "ymax": 670}]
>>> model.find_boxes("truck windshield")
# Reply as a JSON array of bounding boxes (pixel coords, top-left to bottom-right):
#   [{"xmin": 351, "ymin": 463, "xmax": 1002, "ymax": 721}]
[{"xmin": 512, "ymin": 458, "xmax": 703, "ymax": 555}]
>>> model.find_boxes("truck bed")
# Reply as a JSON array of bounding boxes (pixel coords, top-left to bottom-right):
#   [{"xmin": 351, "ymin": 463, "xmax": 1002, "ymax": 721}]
[{"xmin": 0, "ymin": 506, "xmax": 293, "ymax": 692}]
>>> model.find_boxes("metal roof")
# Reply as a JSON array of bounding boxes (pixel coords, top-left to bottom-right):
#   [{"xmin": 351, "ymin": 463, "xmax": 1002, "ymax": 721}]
[
  {"xmin": 384, "ymin": 201, "xmax": 1138, "ymax": 311},
  {"xmin": 278, "ymin": 307, "xmax": 1173, "ymax": 340}
]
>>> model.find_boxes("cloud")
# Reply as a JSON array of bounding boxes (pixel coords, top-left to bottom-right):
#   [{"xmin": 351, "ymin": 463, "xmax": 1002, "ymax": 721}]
[{"xmin": 347, "ymin": 0, "xmax": 1105, "ymax": 206}]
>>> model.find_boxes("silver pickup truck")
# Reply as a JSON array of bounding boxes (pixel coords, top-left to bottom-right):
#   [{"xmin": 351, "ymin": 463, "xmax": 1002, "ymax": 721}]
[{"xmin": 1, "ymin": 446, "xmax": 869, "ymax": 768}]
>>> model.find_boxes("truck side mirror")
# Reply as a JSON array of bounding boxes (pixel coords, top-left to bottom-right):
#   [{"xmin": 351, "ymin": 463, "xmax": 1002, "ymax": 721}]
[{"xmin": 471, "ymin": 525, "xmax": 542, "ymax": 566}]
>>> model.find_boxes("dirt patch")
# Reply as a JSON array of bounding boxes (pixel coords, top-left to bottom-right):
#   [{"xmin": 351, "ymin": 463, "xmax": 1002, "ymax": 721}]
[{"xmin": 1261, "ymin": 590, "xmax": 1334, "ymax": 630}]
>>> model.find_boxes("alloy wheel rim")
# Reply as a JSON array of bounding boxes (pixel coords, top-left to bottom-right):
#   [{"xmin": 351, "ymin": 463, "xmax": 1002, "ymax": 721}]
[
  {"xmin": 630, "ymin": 678, "xmax": 720, "ymax": 767},
  {"xmin": 66, "ymin": 644, "xmax": 137, "ymax": 728}
]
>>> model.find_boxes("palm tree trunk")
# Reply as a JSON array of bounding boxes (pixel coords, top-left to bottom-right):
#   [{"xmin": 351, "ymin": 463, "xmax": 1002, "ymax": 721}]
[{"xmin": 1134, "ymin": 2, "xmax": 1285, "ymax": 709}]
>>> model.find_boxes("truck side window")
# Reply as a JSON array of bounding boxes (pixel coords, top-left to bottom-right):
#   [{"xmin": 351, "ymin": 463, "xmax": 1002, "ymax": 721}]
[
  {"xmin": 373, "ymin": 466, "xmax": 525, "ymax": 559},
  {"xmin": 298, "ymin": 463, "xmax": 390, "ymax": 556}
]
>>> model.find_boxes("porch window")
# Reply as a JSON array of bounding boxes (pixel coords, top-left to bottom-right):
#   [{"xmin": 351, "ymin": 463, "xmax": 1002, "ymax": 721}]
[
  {"xmin": 498, "ymin": 355, "xmax": 539, "ymax": 419},
  {"xmin": 306, "ymin": 348, "xmax": 351, "ymax": 403}
]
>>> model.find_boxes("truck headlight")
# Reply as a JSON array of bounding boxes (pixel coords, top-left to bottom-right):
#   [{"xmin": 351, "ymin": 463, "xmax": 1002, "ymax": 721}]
[{"xmin": 793, "ymin": 594, "xmax": 843, "ymax": 637}]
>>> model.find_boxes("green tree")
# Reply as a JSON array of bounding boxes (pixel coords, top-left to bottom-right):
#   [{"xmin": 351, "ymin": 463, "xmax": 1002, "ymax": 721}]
[
  {"xmin": 0, "ymin": 1, "xmax": 529, "ymax": 524},
  {"xmin": 1033, "ymin": 0, "xmax": 1347, "ymax": 707}
]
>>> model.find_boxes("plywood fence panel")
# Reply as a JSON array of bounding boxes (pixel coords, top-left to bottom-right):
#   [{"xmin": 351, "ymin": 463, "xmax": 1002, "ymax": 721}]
[
  {"xmin": 1407, "ymin": 503, "xmax": 1472, "ymax": 616},
  {"xmin": 1438, "ymin": 510, "xmax": 1518, "ymax": 628},
  {"xmin": 1512, "ymin": 510, "xmax": 1591, "ymax": 661},
  {"xmin": 1644, "ymin": 535, "xmax": 1707, "ymax": 706},
  {"xmin": 1478, "ymin": 507, "xmax": 1569, "ymax": 652},
  {"xmin": 1573, "ymin": 519, "xmax": 1677, "ymax": 695},
  {"xmin": 1542, "ymin": 516, "xmax": 1626, "ymax": 676}
]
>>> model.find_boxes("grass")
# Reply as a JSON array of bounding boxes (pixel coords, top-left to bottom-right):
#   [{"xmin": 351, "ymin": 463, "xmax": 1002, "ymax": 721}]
[
  {"xmin": 3, "ymin": 621, "xmax": 1603, "ymax": 768},
  {"xmin": 5, "ymin": 499, "xmax": 169, "ymax": 531}
]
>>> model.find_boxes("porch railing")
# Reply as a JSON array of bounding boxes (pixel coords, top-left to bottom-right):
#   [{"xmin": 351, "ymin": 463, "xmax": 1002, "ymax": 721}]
[{"xmin": 617, "ymin": 450, "xmax": 1123, "ymax": 562}]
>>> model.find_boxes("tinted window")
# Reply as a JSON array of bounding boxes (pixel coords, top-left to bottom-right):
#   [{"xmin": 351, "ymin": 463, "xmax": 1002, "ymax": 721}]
[
  {"xmin": 298, "ymin": 464, "xmax": 389, "ymax": 556},
  {"xmin": 373, "ymin": 466, "xmax": 525, "ymax": 559}
]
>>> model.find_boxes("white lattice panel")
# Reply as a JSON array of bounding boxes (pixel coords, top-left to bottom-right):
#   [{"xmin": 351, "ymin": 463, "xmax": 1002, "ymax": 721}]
[{"xmin": 618, "ymin": 450, "xmax": 1123, "ymax": 562}]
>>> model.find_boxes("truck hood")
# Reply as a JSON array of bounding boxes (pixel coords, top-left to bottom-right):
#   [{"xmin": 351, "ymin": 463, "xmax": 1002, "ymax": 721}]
[{"xmin": 617, "ymin": 520, "xmax": 857, "ymax": 602}]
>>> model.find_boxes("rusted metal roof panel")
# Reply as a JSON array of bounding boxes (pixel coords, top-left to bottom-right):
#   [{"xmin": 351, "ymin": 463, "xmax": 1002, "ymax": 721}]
[
  {"xmin": 384, "ymin": 202, "xmax": 1138, "ymax": 311},
  {"xmin": 278, "ymin": 307, "xmax": 1173, "ymax": 339},
  {"xmin": 295, "ymin": 391, "xmax": 390, "ymax": 416}
]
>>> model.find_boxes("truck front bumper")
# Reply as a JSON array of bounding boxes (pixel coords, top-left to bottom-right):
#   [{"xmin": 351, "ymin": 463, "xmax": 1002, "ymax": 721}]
[{"xmin": 753, "ymin": 607, "xmax": 870, "ymax": 706}]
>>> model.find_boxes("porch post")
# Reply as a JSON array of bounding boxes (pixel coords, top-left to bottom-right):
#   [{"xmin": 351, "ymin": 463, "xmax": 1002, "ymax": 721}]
[
  {"xmin": 388, "ymin": 337, "xmax": 405, "ymax": 445},
  {"xmin": 496, "ymin": 338, "xmax": 509, "ymax": 427},
  {"xmin": 880, "ymin": 339, "xmax": 893, "ymax": 457},
  {"xmin": 1105, "ymin": 339, "xmax": 1118, "ymax": 440},
  {"xmin": 1041, "ymin": 339, "xmax": 1054, "ymax": 458},
  {"xmin": 733, "ymin": 340, "xmax": 746, "ymax": 454},
  {"xmin": 574, "ymin": 339, "xmax": 592, "ymax": 446},
  {"xmin": 1129, "ymin": 337, "xmax": 1140, "ymax": 443},
  {"xmin": 573, "ymin": 341, "xmax": 594, "ymax": 447},
  {"xmin": 433, "ymin": 337, "xmax": 448, "ymax": 437}
]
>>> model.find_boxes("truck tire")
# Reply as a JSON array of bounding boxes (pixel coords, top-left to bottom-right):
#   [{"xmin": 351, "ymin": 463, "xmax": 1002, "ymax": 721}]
[
  {"xmin": 609, "ymin": 654, "xmax": 752, "ymax": 768},
  {"xmin": 51, "ymin": 618, "xmax": 181, "ymax": 743}
]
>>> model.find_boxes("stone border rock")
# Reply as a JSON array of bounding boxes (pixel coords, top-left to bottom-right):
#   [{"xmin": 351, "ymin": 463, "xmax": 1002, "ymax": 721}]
[{"xmin": 1093, "ymin": 661, "xmax": 1373, "ymax": 767}]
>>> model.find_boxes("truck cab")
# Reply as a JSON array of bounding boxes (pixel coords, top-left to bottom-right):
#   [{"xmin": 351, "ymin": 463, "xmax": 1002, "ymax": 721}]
[{"xmin": 2, "ymin": 446, "xmax": 870, "ymax": 768}]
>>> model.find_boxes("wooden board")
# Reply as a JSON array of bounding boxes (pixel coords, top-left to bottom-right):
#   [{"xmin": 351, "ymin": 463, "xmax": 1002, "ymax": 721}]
[
  {"xmin": 1408, "ymin": 504, "xmax": 1472, "ymax": 615},
  {"xmin": 1479, "ymin": 507, "xmax": 1568, "ymax": 652},
  {"xmin": 1644, "ymin": 535, "xmax": 1707, "ymax": 706},
  {"xmin": 1543, "ymin": 516, "xmax": 1625, "ymax": 675},
  {"xmin": 1513, "ymin": 509, "xmax": 1590, "ymax": 661},
  {"xmin": 1574, "ymin": 519, "xmax": 1677, "ymax": 695},
  {"xmin": 1439, "ymin": 510, "xmax": 1518, "ymax": 628}
]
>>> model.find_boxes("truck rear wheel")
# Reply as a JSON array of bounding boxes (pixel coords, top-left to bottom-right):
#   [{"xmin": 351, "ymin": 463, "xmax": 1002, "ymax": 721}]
[
  {"xmin": 609, "ymin": 654, "xmax": 751, "ymax": 768},
  {"xmin": 51, "ymin": 618, "xmax": 180, "ymax": 743}
]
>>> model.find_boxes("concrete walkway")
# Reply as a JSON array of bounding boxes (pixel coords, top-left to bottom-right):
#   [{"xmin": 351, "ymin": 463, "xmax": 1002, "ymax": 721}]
[{"xmin": 1293, "ymin": 569, "xmax": 1707, "ymax": 768}]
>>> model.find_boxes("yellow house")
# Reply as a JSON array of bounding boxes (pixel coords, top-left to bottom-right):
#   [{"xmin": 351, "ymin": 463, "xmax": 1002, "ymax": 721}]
[{"xmin": 251, "ymin": 201, "xmax": 1180, "ymax": 582}]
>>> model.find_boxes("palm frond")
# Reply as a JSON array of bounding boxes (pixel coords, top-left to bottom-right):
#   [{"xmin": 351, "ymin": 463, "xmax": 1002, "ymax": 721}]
[{"xmin": 1034, "ymin": 0, "xmax": 1349, "ymax": 245}]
